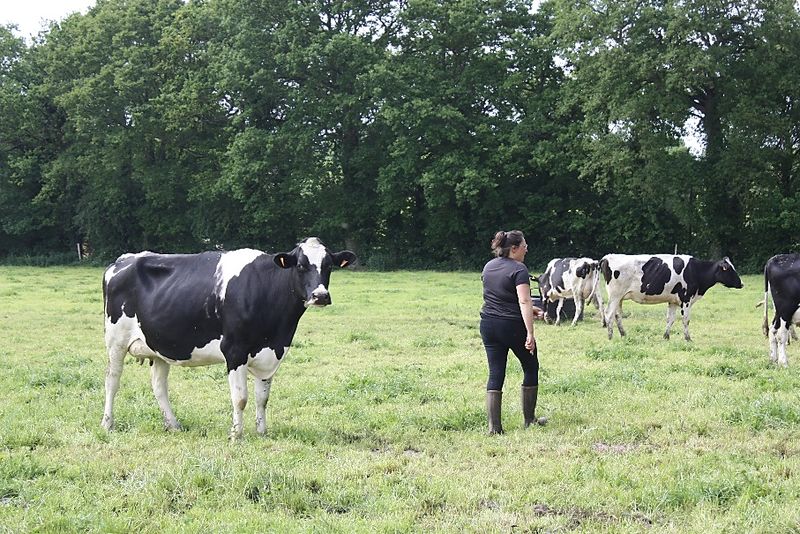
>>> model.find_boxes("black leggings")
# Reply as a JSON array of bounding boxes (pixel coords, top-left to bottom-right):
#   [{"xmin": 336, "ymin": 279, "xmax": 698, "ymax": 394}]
[{"xmin": 480, "ymin": 315, "xmax": 539, "ymax": 391}]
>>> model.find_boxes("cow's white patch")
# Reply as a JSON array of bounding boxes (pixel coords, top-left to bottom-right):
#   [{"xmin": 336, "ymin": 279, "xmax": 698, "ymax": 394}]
[
  {"xmin": 792, "ymin": 305, "xmax": 800, "ymax": 325},
  {"xmin": 215, "ymin": 249, "xmax": 263, "ymax": 301},
  {"xmin": 247, "ymin": 346, "xmax": 289, "ymax": 380},
  {"xmin": 185, "ymin": 338, "xmax": 226, "ymax": 366},
  {"xmin": 105, "ymin": 252, "xmax": 156, "ymax": 285},
  {"xmin": 300, "ymin": 238, "xmax": 327, "ymax": 272}
]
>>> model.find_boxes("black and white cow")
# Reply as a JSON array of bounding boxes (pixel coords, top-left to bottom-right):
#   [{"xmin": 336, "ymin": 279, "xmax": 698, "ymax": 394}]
[
  {"xmin": 101, "ymin": 237, "xmax": 356, "ymax": 439},
  {"xmin": 601, "ymin": 254, "xmax": 743, "ymax": 341},
  {"xmin": 539, "ymin": 257, "xmax": 605, "ymax": 326},
  {"xmin": 763, "ymin": 253, "xmax": 800, "ymax": 366}
]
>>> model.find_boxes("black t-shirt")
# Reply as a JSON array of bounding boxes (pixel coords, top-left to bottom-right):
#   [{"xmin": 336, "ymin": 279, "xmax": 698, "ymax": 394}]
[{"xmin": 481, "ymin": 257, "xmax": 531, "ymax": 320}]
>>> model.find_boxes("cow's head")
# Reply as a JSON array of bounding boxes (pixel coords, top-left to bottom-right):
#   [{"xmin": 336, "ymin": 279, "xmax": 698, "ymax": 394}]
[
  {"xmin": 537, "ymin": 272, "xmax": 551, "ymax": 298},
  {"xmin": 273, "ymin": 237, "xmax": 357, "ymax": 307},
  {"xmin": 716, "ymin": 257, "xmax": 743, "ymax": 289}
]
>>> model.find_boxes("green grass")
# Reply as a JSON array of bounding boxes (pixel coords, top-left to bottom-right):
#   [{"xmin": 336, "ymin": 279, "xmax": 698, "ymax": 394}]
[{"xmin": 1, "ymin": 266, "xmax": 799, "ymax": 532}]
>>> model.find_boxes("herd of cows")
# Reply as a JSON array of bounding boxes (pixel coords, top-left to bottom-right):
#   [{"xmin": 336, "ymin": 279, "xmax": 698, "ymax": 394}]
[
  {"xmin": 98, "ymin": 238, "xmax": 800, "ymax": 438},
  {"xmin": 537, "ymin": 252, "xmax": 800, "ymax": 366}
]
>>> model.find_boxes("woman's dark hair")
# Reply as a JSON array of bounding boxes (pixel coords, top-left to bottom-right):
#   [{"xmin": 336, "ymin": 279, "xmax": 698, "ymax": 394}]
[{"xmin": 491, "ymin": 230, "xmax": 525, "ymax": 258}]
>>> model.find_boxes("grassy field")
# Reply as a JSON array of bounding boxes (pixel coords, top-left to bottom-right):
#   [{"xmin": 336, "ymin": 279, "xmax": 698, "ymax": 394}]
[{"xmin": 1, "ymin": 265, "xmax": 799, "ymax": 532}]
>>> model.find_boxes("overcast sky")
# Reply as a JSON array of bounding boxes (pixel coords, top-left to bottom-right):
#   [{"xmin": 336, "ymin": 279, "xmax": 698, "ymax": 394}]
[{"xmin": 1, "ymin": 0, "xmax": 96, "ymax": 40}]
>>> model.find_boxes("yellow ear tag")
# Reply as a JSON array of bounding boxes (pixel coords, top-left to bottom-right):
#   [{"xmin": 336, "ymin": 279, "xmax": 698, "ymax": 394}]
[
  {"xmin": 279, "ymin": 257, "xmax": 286, "ymax": 268},
  {"xmin": 340, "ymin": 260, "xmax": 349, "ymax": 268}
]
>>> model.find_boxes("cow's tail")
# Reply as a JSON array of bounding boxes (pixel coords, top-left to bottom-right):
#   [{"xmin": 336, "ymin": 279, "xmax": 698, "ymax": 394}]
[
  {"xmin": 763, "ymin": 265, "xmax": 770, "ymax": 337},
  {"xmin": 588, "ymin": 264, "xmax": 600, "ymax": 301}
]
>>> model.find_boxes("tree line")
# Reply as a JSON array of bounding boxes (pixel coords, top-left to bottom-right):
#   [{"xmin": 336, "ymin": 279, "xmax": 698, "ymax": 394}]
[{"xmin": 1, "ymin": 0, "xmax": 798, "ymax": 270}]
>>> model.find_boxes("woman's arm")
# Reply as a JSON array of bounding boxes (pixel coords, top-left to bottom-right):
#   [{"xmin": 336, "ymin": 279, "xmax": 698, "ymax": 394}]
[{"xmin": 516, "ymin": 283, "xmax": 536, "ymax": 352}]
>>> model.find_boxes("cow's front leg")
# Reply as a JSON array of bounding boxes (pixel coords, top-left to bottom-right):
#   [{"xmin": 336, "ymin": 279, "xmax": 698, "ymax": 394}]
[
  {"xmin": 255, "ymin": 377, "xmax": 273, "ymax": 435},
  {"xmin": 664, "ymin": 304, "xmax": 678, "ymax": 340},
  {"xmin": 150, "ymin": 358, "xmax": 181, "ymax": 431},
  {"xmin": 681, "ymin": 303, "xmax": 692, "ymax": 342},
  {"xmin": 227, "ymin": 364, "xmax": 249, "ymax": 440},
  {"xmin": 555, "ymin": 298, "xmax": 564, "ymax": 326}
]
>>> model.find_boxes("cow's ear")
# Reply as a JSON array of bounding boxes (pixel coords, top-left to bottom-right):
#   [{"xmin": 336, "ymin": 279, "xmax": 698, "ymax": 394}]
[
  {"xmin": 274, "ymin": 253, "xmax": 297, "ymax": 269},
  {"xmin": 332, "ymin": 250, "xmax": 357, "ymax": 268}
]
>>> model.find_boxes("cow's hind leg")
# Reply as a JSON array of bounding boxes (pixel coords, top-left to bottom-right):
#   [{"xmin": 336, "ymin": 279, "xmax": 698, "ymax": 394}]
[
  {"xmin": 555, "ymin": 299, "xmax": 564, "ymax": 326},
  {"xmin": 572, "ymin": 296, "xmax": 584, "ymax": 327},
  {"xmin": 228, "ymin": 364, "xmax": 249, "ymax": 440},
  {"xmin": 605, "ymin": 299, "xmax": 625, "ymax": 339},
  {"xmin": 593, "ymin": 291, "xmax": 606, "ymax": 327},
  {"xmin": 768, "ymin": 321, "xmax": 780, "ymax": 364},
  {"xmin": 664, "ymin": 304, "xmax": 678, "ymax": 340},
  {"xmin": 254, "ymin": 377, "xmax": 273, "ymax": 435},
  {"xmin": 151, "ymin": 358, "xmax": 181, "ymax": 431},
  {"xmin": 101, "ymin": 344, "xmax": 127, "ymax": 431},
  {"xmin": 775, "ymin": 318, "xmax": 790, "ymax": 367}
]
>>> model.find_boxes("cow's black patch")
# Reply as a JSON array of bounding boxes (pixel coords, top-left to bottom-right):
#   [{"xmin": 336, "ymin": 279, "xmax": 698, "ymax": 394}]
[
  {"xmin": 640, "ymin": 257, "xmax": 671, "ymax": 295},
  {"xmin": 766, "ymin": 253, "xmax": 800, "ymax": 327},
  {"xmin": 600, "ymin": 259, "xmax": 612, "ymax": 284},
  {"xmin": 131, "ymin": 252, "xmax": 223, "ymax": 360},
  {"xmin": 673, "ymin": 256, "xmax": 684, "ymax": 275},
  {"xmin": 671, "ymin": 281, "xmax": 687, "ymax": 302},
  {"xmin": 614, "ymin": 270, "xmax": 620, "ymax": 279}
]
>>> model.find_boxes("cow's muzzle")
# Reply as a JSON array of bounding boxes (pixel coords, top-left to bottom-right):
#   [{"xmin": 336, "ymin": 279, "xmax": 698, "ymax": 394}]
[{"xmin": 305, "ymin": 290, "xmax": 332, "ymax": 307}]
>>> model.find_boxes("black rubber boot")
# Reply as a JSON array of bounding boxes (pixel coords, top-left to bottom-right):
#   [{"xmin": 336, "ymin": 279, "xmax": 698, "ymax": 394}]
[
  {"xmin": 521, "ymin": 385, "xmax": 548, "ymax": 427},
  {"xmin": 486, "ymin": 390, "xmax": 504, "ymax": 435}
]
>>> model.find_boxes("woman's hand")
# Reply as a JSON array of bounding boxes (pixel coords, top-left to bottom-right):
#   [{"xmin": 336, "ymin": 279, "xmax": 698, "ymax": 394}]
[
  {"xmin": 525, "ymin": 332, "xmax": 536, "ymax": 352},
  {"xmin": 532, "ymin": 306, "xmax": 545, "ymax": 320}
]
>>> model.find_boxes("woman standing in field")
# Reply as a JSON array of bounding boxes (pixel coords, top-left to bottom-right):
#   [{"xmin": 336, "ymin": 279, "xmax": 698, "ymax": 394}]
[{"xmin": 480, "ymin": 230, "xmax": 547, "ymax": 434}]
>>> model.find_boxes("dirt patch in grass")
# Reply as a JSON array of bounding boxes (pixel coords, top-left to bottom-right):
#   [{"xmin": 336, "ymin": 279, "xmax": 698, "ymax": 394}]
[{"xmin": 531, "ymin": 502, "xmax": 654, "ymax": 528}]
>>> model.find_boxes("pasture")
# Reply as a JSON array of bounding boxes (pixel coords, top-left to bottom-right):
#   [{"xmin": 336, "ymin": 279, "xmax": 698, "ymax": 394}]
[{"xmin": 1, "ymin": 265, "xmax": 799, "ymax": 532}]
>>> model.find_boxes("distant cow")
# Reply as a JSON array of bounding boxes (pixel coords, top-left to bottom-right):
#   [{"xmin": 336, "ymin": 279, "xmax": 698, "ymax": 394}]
[
  {"xmin": 601, "ymin": 254, "xmax": 743, "ymax": 341},
  {"xmin": 101, "ymin": 237, "xmax": 356, "ymax": 439},
  {"xmin": 539, "ymin": 257, "xmax": 605, "ymax": 326},
  {"xmin": 763, "ymin": 253, "xmax": 800, "ymax": 366}
]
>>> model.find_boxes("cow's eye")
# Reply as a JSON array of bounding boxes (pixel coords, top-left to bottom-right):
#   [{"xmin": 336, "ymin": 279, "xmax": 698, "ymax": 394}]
[{"xmin": 722, "ymin": 265, "xmax": 728, "ymax": 271}]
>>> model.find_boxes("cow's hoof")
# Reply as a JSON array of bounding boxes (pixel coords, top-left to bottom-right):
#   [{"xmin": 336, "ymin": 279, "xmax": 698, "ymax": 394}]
[
  {"xmin": 663, "ymin": 333, "xmax": 670, "ymax": 340},
  {"xmin": 684, "ymin": 336, "xmax": 692, "ymax": 342},
  {"xmin": 101, "ymin": 416, "xmax": 114, "ymax": 431},
  {"xmin": 164, "ymin": 422, "xmax": 182, "ymax": 432}
]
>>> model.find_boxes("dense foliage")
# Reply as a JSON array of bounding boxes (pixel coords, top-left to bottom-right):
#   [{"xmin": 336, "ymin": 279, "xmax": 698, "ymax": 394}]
[{"xmin": 1, "ymin": 0, "xmax": 798, "ymax": 270}]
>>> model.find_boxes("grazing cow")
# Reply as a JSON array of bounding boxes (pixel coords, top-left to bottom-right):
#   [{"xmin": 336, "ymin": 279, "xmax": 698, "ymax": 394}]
[
  {"xmin": 763, "ymin": 253, "xmax": 800, "ymax": 366},
  {"xmin": 539, "ymin": 257, "xmax": 605, "ymax": 326},
  {"xmin": 101, "ymin": 237, "xmax": 356, "ymax": 439},
  {"xmin": 601, "ymin": 254, "xmax": 743, "ymax": 341}
]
